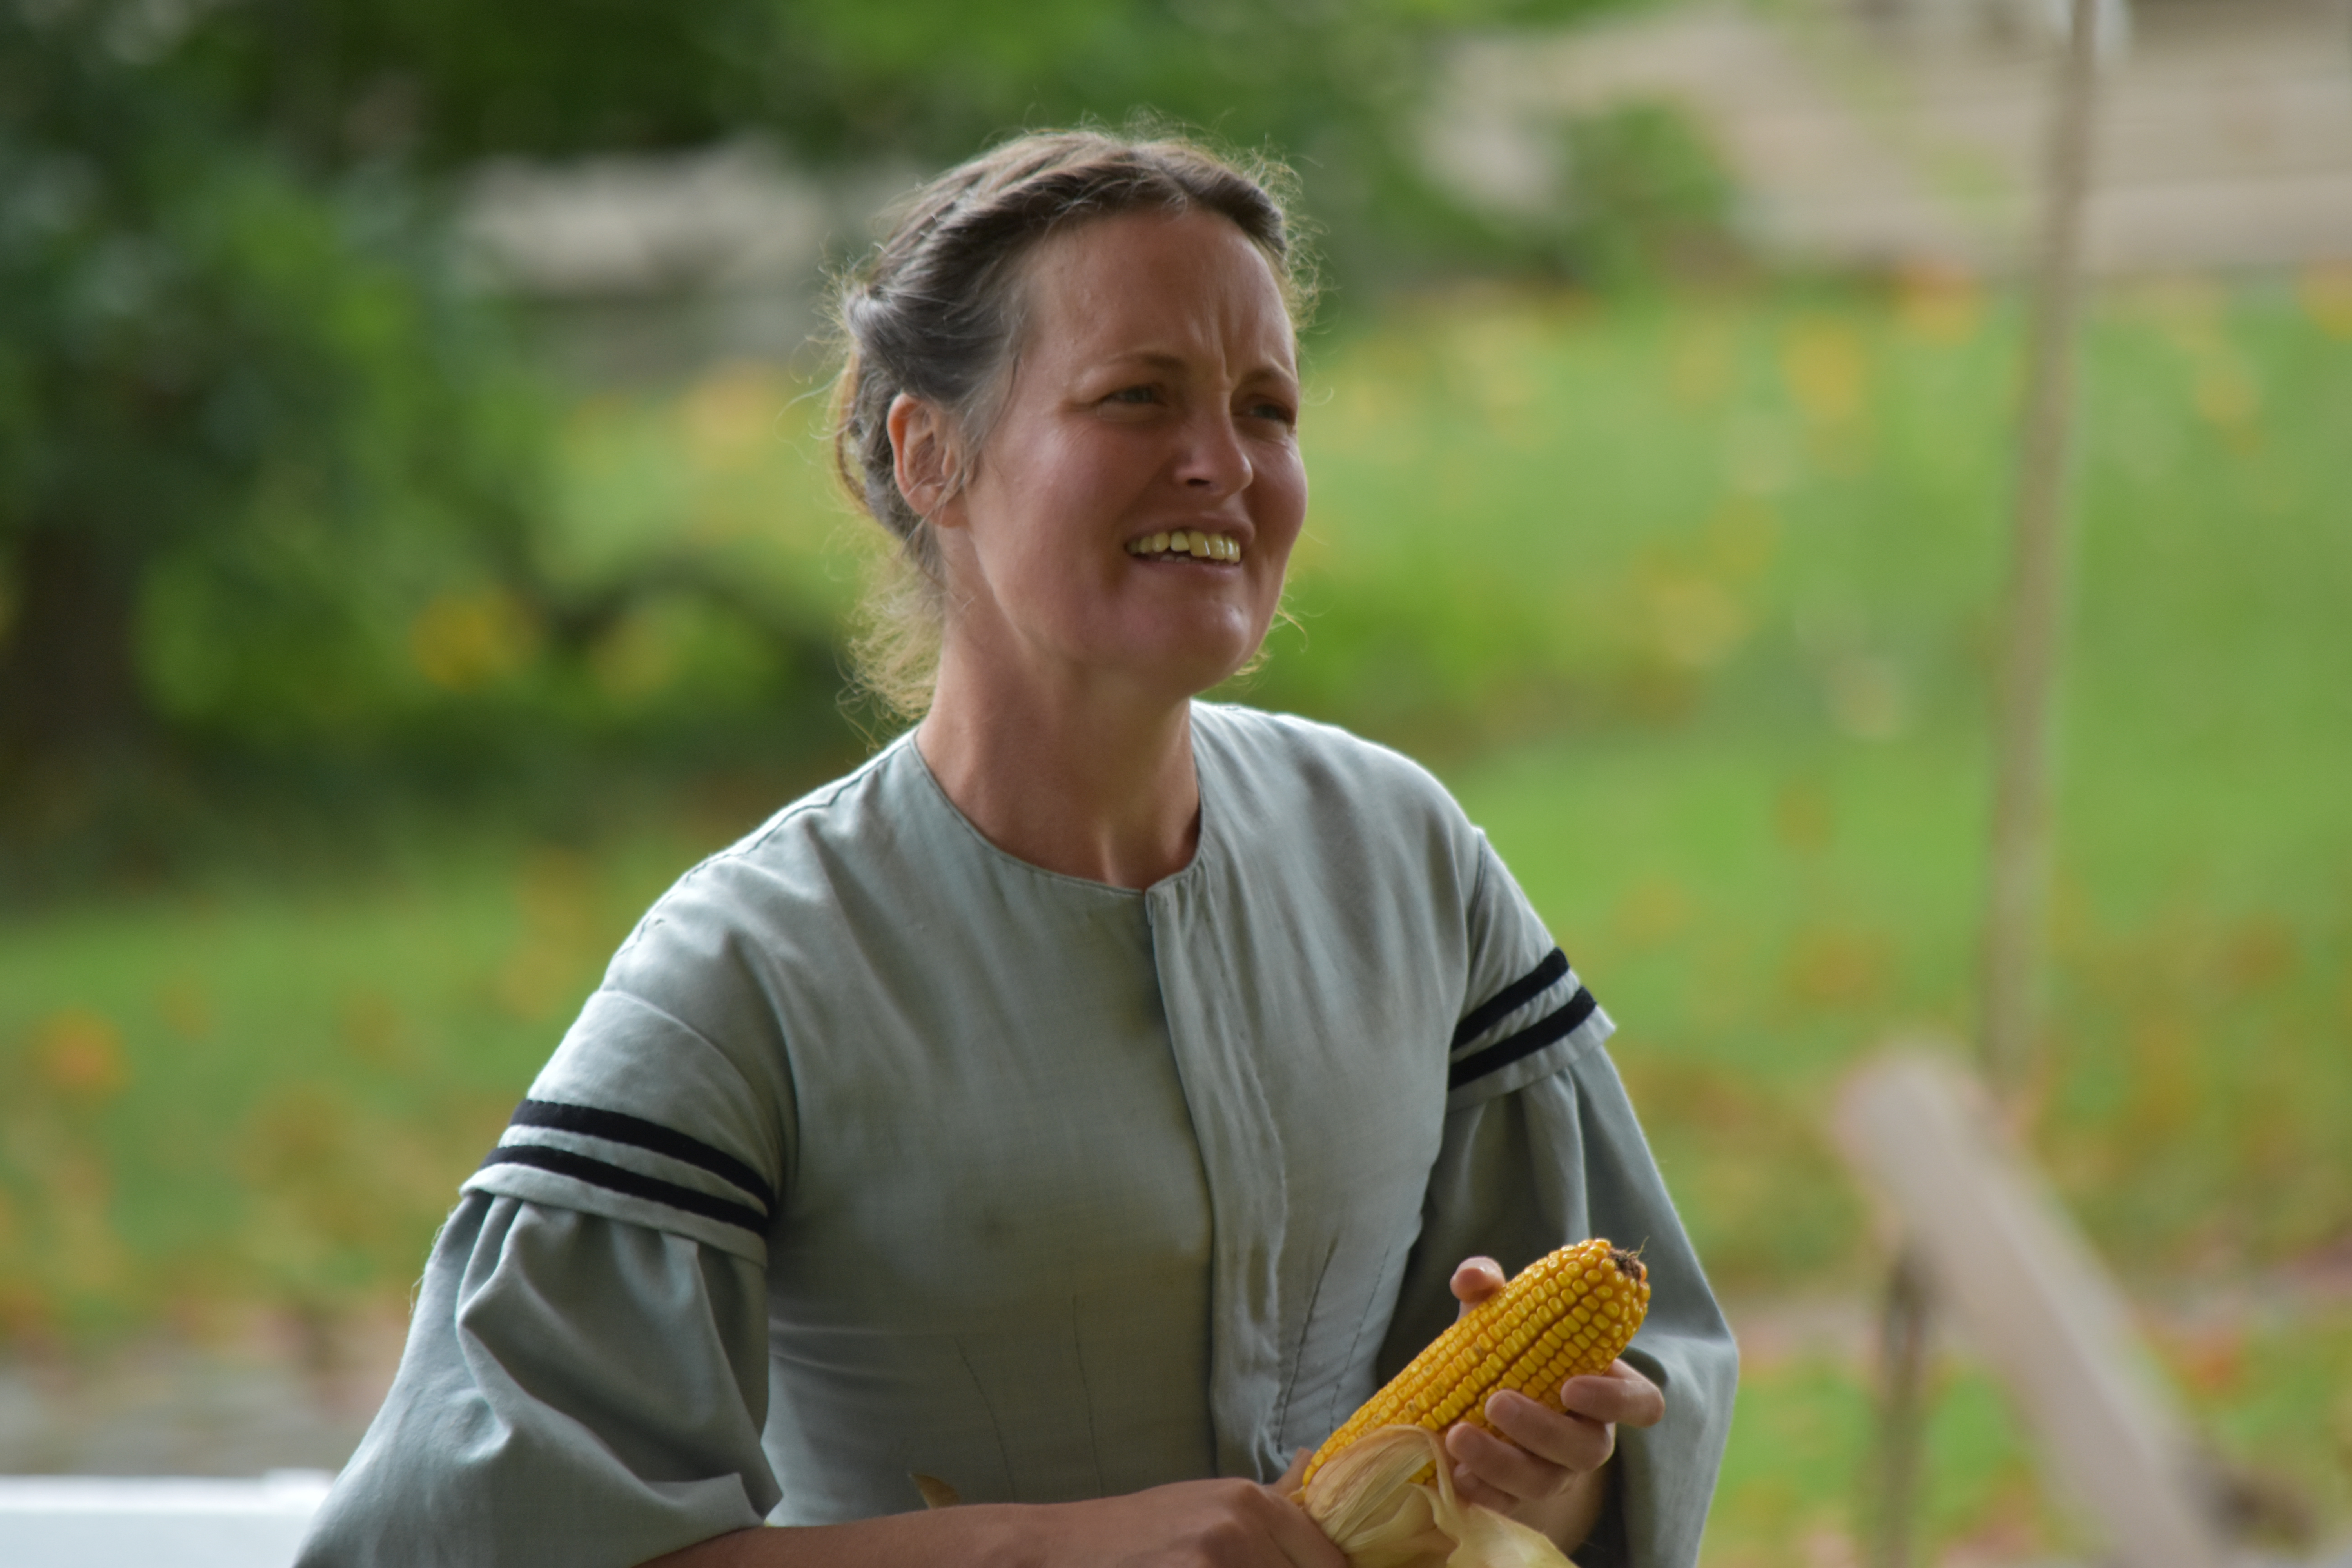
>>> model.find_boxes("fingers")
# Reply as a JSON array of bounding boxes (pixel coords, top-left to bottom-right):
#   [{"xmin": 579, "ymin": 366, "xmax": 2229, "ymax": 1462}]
[
  {"xmin": 1271, "ymin": 1447, "xmax": 1312, "ymax": 1501},
  {"xmin": 1443, "ymin": 1410, "xmax": 1607, "ymax": 1517},
  {"xmin": 1560, "ymin": 1359, "xmax": 1667, "ymax": 1430},
  {"xmin": 1444, "ymin": 1382, "xmax": 1622, "ymax": 1516},
  {"xmin": 1449, "ymin": 1256, "xmax": 1507, "ymax": 1319},
  {"xmin": 1051, "ymin": 1478, "xmax": 1348, "ymax": 1568},
  {"xmin": 1253, "ymin": 1481, "xmax": 1350, "ymax": 1567},
  {"xmin": 1445, "ymin": 1441, "xmax": 1528, "ymax": 1516},
  {"xmin": 1479, "ymin": 1390, "xmax": 1617, "ymax": 1474}
]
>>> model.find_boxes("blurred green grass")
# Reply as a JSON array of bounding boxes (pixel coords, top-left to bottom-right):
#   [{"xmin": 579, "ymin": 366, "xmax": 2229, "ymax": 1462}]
[
  {"xmin": 1383, "ymin": 275, "xmax": 2352, "ymax": 1295},
  {"xmin": 2, "ymin": 270, "xmax": 2348, "ymax": 1556}
]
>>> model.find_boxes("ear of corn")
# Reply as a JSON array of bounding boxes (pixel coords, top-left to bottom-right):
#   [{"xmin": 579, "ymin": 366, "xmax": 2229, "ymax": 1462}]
[{"xmin": 1301, "ymin": 1238, "xmax": 1650, "ymax": 1488}]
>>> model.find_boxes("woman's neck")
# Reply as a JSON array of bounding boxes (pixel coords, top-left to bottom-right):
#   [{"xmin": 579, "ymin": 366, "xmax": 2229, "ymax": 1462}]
[{"xmin": 915, "ymin": 657, "xmax": 1201, "ymax": 891}]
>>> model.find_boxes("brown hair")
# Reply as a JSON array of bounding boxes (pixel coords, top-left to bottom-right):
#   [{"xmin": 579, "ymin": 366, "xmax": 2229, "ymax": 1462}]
[{"xmin": 829, "ymin": 128, "xmax": 1312, "ymax": 717}]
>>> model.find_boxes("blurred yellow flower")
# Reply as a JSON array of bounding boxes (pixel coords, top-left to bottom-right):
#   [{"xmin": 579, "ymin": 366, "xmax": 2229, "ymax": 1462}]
[
  {"xmin": 1893, "ymin": 263, "xmax": 1982, "ymax": 345},
  {"xmin": 2294, "ymin": 263, "xmax": 2352, "ymax": 340},
  {"xmin": 1780, "ymin": 320, "xmax": 1869, "ymax": 426},
  {"xmin": 682, "ymin": 362, "xmax": 790, "ymax": 472},
  {"xmin": 31, "ymin": 1009, "xmax": 130, "ymax": 1100},
  {"xmin": 408, "ymin": 587, "xmax": 539, "ymax": 692}
]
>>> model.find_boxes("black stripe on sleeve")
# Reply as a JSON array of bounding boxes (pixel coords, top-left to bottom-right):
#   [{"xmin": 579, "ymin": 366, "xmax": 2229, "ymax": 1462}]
[
  {"xmin": 1447, "ymin": 986, "xmax": 1599, "ymax": 1091},
  {"xmin": 1451, "ymin": 947, "xmax": 1571, "ymax": 1050},
  {"xmin": 509, "ymin": 1098, "xmax": 775, "ymax": 1212},
  {"xmin": 478, "ymin": 1144, "xmax": 770, "ymax": 1237}
]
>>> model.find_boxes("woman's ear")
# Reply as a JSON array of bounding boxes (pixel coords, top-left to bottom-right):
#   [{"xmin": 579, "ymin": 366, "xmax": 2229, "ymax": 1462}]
[{"xmin": 887, "ymin": 393, "xmax": 962, "ymax": 526}]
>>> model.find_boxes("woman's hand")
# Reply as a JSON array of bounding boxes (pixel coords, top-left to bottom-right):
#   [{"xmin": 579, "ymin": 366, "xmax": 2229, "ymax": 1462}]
[
  {"xmin": 645, "ymin": 1470, "xmax": 1347, "ymax": 1568},
  {"xmin": 1031, "ymin": 1471, "xmax": 1349, "ymax": 1567},
  {"xmin": 1439, "ymin": 1256, "xmax": 1666, "ymax": 1546}
]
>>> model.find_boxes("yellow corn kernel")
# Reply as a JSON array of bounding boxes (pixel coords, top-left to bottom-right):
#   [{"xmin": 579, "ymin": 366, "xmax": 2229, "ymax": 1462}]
[{"xmin": 1300, "ymin": 1238, "xmax": 1650, "ymax": 1489}]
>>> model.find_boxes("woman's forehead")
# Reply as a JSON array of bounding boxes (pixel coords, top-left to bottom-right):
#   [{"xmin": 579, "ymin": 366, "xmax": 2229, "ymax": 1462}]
[{"xmin": 1018, "ymin": 210, "xmax": 1297, "ymax": 371}]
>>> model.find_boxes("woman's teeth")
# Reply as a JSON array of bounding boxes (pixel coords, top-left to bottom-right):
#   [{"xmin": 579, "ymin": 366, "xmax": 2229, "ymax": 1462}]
[{"xmin": 1126, "ymin": 529, "xmax": 1241, "ymax": 562}]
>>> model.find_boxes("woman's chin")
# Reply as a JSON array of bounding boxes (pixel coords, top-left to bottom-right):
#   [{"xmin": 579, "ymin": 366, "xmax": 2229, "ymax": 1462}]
[
  {"xmin": 1133, "ymin": 631, "xmax": 1269, "ymax": 699},
  {"xmin": 1063, "ymin": 609, "xmax": 1265, "ymax": 699}
]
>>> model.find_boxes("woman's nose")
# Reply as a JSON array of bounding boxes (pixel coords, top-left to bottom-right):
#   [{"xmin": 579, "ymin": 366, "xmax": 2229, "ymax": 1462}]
[{"xmin": 1176, "ymin": 411, "xmax": 1252, "ymax": 494}]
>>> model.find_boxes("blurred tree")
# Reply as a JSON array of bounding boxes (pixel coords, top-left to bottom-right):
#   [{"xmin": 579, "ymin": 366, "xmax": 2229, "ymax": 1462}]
[
  {"xmin": 2, "ymin": 0, "xmax": 1651, "ymax": 801},
  {"xmin": 1552, "ymin": 100, "xmax": 1739, "ymax": 287},
  {"xmin": 0, "ymin": 2, "xmax": 544, "ymax": 783},
  {"xmin": 172, "ymin": 0, "xmax": 1640, "ymax": 276}
]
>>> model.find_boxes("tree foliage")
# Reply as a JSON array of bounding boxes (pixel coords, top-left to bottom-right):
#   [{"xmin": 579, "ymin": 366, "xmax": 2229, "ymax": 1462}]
[
  {"xmin": 1, "ymin": 0, "xmax": 1651, "ymax": 808},
  {"xmin": 175, "ymin": 1, "xmax": 1622, "ymax": 159},
  {"xmin": 171, "ymin": 0, "xmax": 1639, "ymax": 276},
  {"xmin": 0, "ymin": 2, "xmax": 545, "ymax": 778}
]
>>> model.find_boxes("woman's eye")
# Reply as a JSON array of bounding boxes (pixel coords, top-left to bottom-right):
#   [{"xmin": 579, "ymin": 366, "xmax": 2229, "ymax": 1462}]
[
  {"xmin": 1105, "ymin": 385, "xmax": 1158, "ymax": 406},
  {"xmin": 1247, "ymin": 400, "xmax": 1297, "ymax": 426}
]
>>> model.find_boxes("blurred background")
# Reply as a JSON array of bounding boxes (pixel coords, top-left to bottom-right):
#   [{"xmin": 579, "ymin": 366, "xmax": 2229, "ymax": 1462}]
[{"xmin": 2, "ymin": 0, "xmax": 2348, "ymax": 1561}]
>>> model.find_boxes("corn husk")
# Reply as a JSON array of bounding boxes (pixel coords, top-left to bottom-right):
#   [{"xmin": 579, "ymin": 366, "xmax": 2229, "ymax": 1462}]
[{"xmin": 1299, "ymin": 1425, "xmax": 1572, "ymax": 1568}]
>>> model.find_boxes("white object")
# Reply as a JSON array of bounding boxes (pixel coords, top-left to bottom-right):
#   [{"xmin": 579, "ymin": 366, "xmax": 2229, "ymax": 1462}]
[{"xmin": 0, "ymin": 1470, "xmax": 332, "ymax": 1568}]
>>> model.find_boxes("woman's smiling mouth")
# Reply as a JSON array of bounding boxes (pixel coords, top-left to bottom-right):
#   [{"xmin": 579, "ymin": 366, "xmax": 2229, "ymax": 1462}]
[{"xmin": 1124, "ymin": 529, "xmax": 1243, "ymax": 562}]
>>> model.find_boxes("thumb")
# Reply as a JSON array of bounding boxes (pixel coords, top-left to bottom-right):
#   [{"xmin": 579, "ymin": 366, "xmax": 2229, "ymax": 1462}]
[{"xmin": 1450, "ymin": 1256, "xmax": 1507, "ymax": 1319}]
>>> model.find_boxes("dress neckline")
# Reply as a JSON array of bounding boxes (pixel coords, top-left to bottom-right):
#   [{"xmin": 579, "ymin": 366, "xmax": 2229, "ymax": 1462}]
[{"xmin": 891, "ymin": 708, "xmax": 1222, "ymax": 898}]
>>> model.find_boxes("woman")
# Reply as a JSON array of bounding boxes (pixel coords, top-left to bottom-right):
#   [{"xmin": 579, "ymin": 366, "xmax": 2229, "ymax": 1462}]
[{"xmin": 296, "ymin": 131, "xmax": 1737, "ymax": 1568}]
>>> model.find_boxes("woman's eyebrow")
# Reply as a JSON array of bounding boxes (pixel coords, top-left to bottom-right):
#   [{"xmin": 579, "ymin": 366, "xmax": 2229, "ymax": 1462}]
[
  {"xmin": 1095, "ymin": 349, "xmax": 1191, "ymax": 373},
  {"xmin": 1088, "ymin": 347, "xmax": 1298, "ymax": 388}
]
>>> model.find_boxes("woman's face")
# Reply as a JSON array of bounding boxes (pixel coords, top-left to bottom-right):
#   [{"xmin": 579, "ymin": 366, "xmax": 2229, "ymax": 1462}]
[{"xmin": 921, "ymin": 208, "xmax": 1307, "ymax": 702}]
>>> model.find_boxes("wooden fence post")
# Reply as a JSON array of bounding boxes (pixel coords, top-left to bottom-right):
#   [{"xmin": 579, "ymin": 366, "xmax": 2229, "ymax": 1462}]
[
  {"xmin": 1869, "ymin": 0, "xmax": 2107, "ymax": 1558},
  {"xmin": 1837, "ymin": 1049, "xmax": 2229, "ymax": 1568}
]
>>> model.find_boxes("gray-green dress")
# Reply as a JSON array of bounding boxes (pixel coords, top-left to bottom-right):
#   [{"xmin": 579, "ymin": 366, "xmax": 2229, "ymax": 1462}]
[{"xmin": 296, "ymin": 704, "xmax": 1737, "ymax": 1568}]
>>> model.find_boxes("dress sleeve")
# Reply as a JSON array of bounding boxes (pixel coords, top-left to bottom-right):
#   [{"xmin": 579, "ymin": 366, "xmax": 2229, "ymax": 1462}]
[
  {"xmin": 294, "ymin": 1193, "xmax": 780, "ymax": 1568},
  {"xmin": 459, "ymin": 888, "xmax": 798, "ymax": 1272},
  {"xmin": 1377, "ymin": 840, "xmax": 1739, "ymax": 1568}
]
